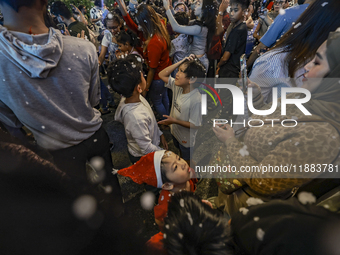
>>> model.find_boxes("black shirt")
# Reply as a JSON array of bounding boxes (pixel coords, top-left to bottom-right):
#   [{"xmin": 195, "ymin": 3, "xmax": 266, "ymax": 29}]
[{"xmin": 219, "ymin": 22, "xmax": 247, "ymax": 78}]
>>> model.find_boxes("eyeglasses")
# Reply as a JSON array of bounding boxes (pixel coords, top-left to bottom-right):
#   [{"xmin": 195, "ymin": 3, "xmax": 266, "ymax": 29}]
[{"xmin": 107, "ymin": 25, "xmax": 118, "ymax": 30}]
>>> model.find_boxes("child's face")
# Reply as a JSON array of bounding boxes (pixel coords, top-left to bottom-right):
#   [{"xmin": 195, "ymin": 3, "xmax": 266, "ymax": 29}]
[
  {"xmin": 175, "ymin": 63, "xmax": 191, "ymax": 87},
  {"xmin": 162, "ymin": 152, "xmax": 194, "ymax": 184},
  {"xmin": 107, "ymin": 20, "xmax": 121, "ymax": 35},
  {"xmin": 118, "ymin": 42, "xmax": 130, "ymax": 53},
  {"xmin": 229, "ymin": 3, "xmax": 244, "ymax": 23}
]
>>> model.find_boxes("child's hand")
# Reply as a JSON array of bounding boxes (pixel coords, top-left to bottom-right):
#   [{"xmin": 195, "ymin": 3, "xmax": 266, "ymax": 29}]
[
  {"xmin": 158, "ymin": 115, "xmax": 176, "ymax": 126},
  {"xmin": 163, "ymin": 0, "xmax": 170, "ymax": 10},
  {"xmin": 160, "ymin": 134, "xmax": 168, "ymax": 150},
  {"xmin": 202, "ymin": 199, "xmax": 213, "ymax": 209},
  {"xmin": 213, "ymin": 124, "xmax": 235, "ymax": 143},
  {"xmin": 185, "ymin": 54, "xmax": 196, "ymax": 61},
  {"xmin": 219, "ymin": 0, "xmax": 229, "ymax": 13}
]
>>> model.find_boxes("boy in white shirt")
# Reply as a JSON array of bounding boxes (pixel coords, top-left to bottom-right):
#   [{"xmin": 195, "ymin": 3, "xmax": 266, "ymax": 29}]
[
  {"xmin": 108, "ymin": 55, "xmax": 168, "ymax": 163},
  {"xmin": 158, "ymin": 54, "xmax": 206, "ymax": 164}
]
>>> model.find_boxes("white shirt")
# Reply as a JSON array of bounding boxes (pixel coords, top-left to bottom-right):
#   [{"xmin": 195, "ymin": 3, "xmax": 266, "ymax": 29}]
[{"xmin": 165, "ymin": 77, "xmax": 202, "ymax": 148}]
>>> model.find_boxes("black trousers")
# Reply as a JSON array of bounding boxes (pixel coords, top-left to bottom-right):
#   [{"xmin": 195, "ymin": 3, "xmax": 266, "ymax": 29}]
[{"xmin": 50, "ymin": 126, "xmax": 124, "ymax": 215}]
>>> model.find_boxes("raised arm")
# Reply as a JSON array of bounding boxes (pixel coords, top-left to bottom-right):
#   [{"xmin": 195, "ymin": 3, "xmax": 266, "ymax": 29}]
[
  {"xmin": 163, "ymin": 0, "xmax": 203, "ymax": 35},
  {"xmin": 215, "ymin": 0, "xmax": 229, "ymax": 36}
]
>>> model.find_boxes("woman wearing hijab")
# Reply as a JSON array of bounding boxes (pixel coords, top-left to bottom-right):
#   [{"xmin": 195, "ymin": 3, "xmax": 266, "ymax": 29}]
[{"xmin": 212, "ymin": 28, "xmax": 340, "ymax": 217}]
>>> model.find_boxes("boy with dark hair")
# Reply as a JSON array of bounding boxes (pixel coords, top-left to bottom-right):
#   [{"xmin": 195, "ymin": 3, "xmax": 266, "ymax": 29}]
[
  {"xmin": 216, "ymin": 0, "xmax": 249, "ymax": 78},
  {"xmin": 50, "ymin": 1, "xmax": 90, "ymax": 38},
  {"xmin": 159, "ymin": 55, "xmax": 205, "ymax": 164},
  {"xmin": 163, "ymin": 191, "xmax": 229, "ymax": 255},
  {"xmin": 108, "ymin": 56, "xmax": 167, "ymax": 163}
]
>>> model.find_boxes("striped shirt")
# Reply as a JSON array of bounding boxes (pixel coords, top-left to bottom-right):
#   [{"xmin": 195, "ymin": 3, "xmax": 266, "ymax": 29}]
[{"xmin": 249, "ymin": 49, "xmax": 304, "ymax": 104}]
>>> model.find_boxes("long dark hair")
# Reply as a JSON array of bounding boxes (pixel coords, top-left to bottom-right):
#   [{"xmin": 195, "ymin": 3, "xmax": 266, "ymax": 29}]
[
  {"xmin": 135, "ymin": 4, "xmax": 171, "ymax": 50},
  {"xmin": 189, "ymin": 0, "xmax": 217, "ymax": 52},
  {"xmin": 272, "ymin": 0, "xmax": 340, "ymax": 78}
]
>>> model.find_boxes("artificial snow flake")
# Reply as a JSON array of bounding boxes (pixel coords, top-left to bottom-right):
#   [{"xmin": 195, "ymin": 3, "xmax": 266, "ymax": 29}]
[
  {"xmin": 268, "ymin": 142, "xmax": 272, "ymax": 145},
  {"xmin": 294, "ymin": 22, "xmax": 301, "ymax": 29},
  {"xmin": 239, "ymin": 145, "xmax": 249, "ymax": 157},
  {"xmin": 199, "ymin": 223, "xmax": 203, "ymax": 227},
  {"xmin": 187, "ymin": 212, "xmax": 193, "ymax": 225},
  {"xmin": 105, "ymin": 185, "xmax": 112, "ymax": 193},
  {"xmin": 180, "ymin": 199, "xmax": 185, "ymax": 208},
  {"xmin": 68, "ymin": 68, "xmax": 72, "ymax": 71},
  {"xmin": 140, "ymin": 191, "xmax": 155, "ymax": 210},
  {"xmin": 321, "ymin": 2, "xmax": 328, "ymax": 7},
  {"xmin": 295, "ymin": 142, "xmax": 299, "ymax": 146},
  {"xmin": 93, "ymin": 139, "xmax": 98, "ymax": 142},
  {"xmin": 239, "ymin": 207, "xmax": 249, "ymax": 215},
  {"xmin": 279, "ymin": 8, "xmax": 286, "ymax": 15},
  {"xmin": 163, "ymin": 233, "xmax": 167, "ymax": 239},
  {"xmin": 254, "ymin": 217, "xmax": 260, "ymax": 222},
  {"xmin": 165, "ymin": 224, "xmax": 170, "ymax": 229},
  {"xmin": 73, "ymin": 195, "xmax": 97, "ymax": 220},
  {"xmin": 41, "ymin": 126, "xmax": 45, "ymax": 129},
  {"xmin": 178, "ymin": 233, "xmax": 183, "ymax": 239},
  {"xmin": 90, "ymin": 156, "xmax": 105, "ymax": 171},
  {"xmin": 256, "ymin": 228, "xmax": 265, "ymax": 241},
  {"xmin": 298, "ymin": 191, "xmax": 316, "ymax": 205},
  {"xmin": 246, "ymin": 197, "xmax": 264, "ymax": 206}
]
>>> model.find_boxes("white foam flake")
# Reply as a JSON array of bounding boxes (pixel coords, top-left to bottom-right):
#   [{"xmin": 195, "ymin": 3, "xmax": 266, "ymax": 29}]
[
  {"xmin": 239, "ymin": 207, "xmax": 249, "ymax": 215},
  {"xmin": 298, "ymin": 191, "xmax": 316, "ymax": 205},
  {"xmin": 2, "ymin": 79, "xmax": 5, "ymax": 82},
  {"xmin": 294, "ymin": 22, "xmax": 301, "ymax": 29},
  {"xmin": 25, "ymin": 101, "xmax": 29, "ymax": 105},
  {"xmin": 254, "ymin": 217, "xmax": 260, "ymax": 222},
  {"xmin": 279, "ymin": 8, "xmax": 286, "ymax": 15},
  {"xmin": 165, "ymin": 151, "xmax": 172, "ymax": 157},
  {"xmin": 180, "ymin": 198, "xmax": 185, "ymax": 208},
  {"xmin": 256, "ymin": 228, "xmax": 265, "ymax": 241},
  {"xmin": 239, "ymin": 145, "xmax": 249, "ymax": 157},
  {"xmin": 199, "ymin": 223, "xmax": 203, "ymax": 228},
  {"xmin": 178, "ymin": 233, "xmax": 183, "ymax": 239},
  {"xmin": 268, "ymin": 142, "xmax": 272, "ymax": 145},
  {"xmin": 140, "ymin": 191, "xmax": 156, "ymax": 210},
  {"xmin": 246, "ymin": 197, "xmax": 264, "ymax": 206},
  {"xmin": 41, "ymin": 126, "xmax": 45, "ymax": 129},
  {"xmin": 321, "ymin": 2, "xmax": 328, "ymax": 7},
  {"xmin": 137, "ymin": 57, "xmax": 142, "ymax": 62},
  {"xmin": 93, "ymin": 139, "xmax": 98, "ymax": 142},
  {"xmin": 68, "ymin": 68, "xmax": 72, "ymax": 71},
  {"xmin": 295, "ymin": 142, "xmax": 299, "ymax": 146},
  {"xmin": 89, "ymin": 156, "xmax": 105, "ymax": 171},
  {"xmin": 72, "ymin": 195, "xmax": 97, "ymax": 220},
  {"xmin": 163, "ymin": 233, "xmax": 167, "ymax": 239},
  {"xmin": 165, "ymin": 224, "xmax": 170, "ymax": 229},
  {"xmin": 104, "ymin": 185, "xmax": 112, "ymax": 193},
  {"xmin": 187, "ymin": 212, "xmax": 193, "ymax": 225},
  {"xmin": 22, "ymin": 56, "xmax": 27, "ymax": 60}
]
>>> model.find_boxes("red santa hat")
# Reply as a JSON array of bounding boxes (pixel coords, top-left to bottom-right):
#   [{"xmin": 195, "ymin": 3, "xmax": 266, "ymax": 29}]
[{"xmin": 113, "ymin": 150, "xmax": 166, "ymax": 188}]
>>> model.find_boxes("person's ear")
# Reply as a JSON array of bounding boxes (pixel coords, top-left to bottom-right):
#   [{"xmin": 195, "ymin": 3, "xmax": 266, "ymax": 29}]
[
  {"xmin": 189, "ymin": 76, "xmax": 197, "ymax": 84},
  {"xmin": 136, "ymin": 84, "xmax": 143, "ymax": 93},
  {"xmin": 162, "ymin": 182, "xmax": 174, "ymax": 191}
]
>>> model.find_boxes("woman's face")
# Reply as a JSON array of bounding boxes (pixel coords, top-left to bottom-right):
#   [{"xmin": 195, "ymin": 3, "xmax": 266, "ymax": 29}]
[
  {"xmin": 106, "ymin": 20, "xmax": 121, "ymax": 35},
  {"xmin": 194, "ymin": 0, "xmax": 203, "ymax": 17},
  {"xmin": 302, "ymin": 41, "xmax": 330, "ymax": 93}
]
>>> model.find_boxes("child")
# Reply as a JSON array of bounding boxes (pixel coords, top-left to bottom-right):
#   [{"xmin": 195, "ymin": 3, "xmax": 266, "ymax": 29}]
[
  {"xmin": 162, "ymin": 191, "xmax": 229, "ymax": 255},
  {"xmin": 108, "ymin": 56, "xmax": 167, "ymax": 164},
  {"xmin": 169, "ymin": 12, "xmax": 190, "ymax": 78},
  {"xmin": 113, "ymin": 150, "xmax": 198, "ymax": 254},
  {"xmin": 158, "ymin": 55, "xmax": 206, "ymax": 164},
  {"xmin": 216, "ymin": 0, "xmax": 249, "ymax": 78},
  {"xmin": 115, "ymin": 29, "xmax": 142, "ymax": 58}
]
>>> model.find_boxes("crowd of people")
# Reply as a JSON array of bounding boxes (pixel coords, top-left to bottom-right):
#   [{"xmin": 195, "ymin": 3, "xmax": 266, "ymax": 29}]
[{"xmin": 0, "ymin": 0, "xmax": 340, "ymax": 254}]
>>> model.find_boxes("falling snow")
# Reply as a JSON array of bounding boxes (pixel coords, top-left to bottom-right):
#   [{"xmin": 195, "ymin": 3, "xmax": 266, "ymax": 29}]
[
  {"xmin": 256, "ymin": 228, "xmax": 265, "ymax": 241},
  {"xmin": 298, "ymin": 192, "xmax": 316, "ymax": 205}
]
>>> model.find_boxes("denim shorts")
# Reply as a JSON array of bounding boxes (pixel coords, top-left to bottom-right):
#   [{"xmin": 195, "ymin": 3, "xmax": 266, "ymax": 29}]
[{"xmin": 172, "ymin": 135, "xmax": 192, "ymax": 161}]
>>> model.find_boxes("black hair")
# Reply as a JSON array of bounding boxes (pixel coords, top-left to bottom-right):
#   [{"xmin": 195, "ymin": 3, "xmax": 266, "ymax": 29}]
[
  {"xmin": 116, "ymin": 29, "xmax": 140, "ymax": 48},
  {"xmin": 78, "ymin": 4, "xmax": 85, "ymax": 12},
  {"xmin": 94, "ymin": 0, "xmax": 103, "ymax": 7},
  {"xmin": 107, "ymin": 56, "xmax": 143, "ymax": 98},
  {"xmin": 160, "ymin": 151, "xmax": 173, "ymax": 184},
  {"xmin": 179, "ymin": 58, "xmax": 206, "ymax": 83},
  {"xmin": 174, "ymin": 12, "xmax": 189, "ymax": 26},
  {"xmin": 163, "ymin": 191, "xmax": 230, "ymax": 255},
  {"xmin": 104, "ymin": 13, "xmax": 123, "ymax": 29},
  {"xmin": 50, "ymin": 1, "xmax": 72, "ymax": 20},
  {"xmin": 189, "ymin": 0, "xmax": 217, "ymax": 52},
  {"xmin": 230, "ymin": 0, "xmax": 250, "ymax": 9},
  {"xmin": 0, "ymin": 0, "xmax": 35, "ymax": 12}
]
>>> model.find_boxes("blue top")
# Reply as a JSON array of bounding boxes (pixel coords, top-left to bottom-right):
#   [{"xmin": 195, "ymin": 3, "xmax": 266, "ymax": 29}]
[{"xmin": 260, "ymin": 4, "xmax": 309, "ymax": 48}]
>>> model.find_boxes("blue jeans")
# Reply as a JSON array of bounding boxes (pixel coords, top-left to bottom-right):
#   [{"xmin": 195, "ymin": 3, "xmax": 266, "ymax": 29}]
[
  {"xmin": 148, "ymin": 79, "xmax": 170, "ymax": 119},
  {"xmin": 100, "ymin": 79, "xmax": 114, "ymax": 111}
]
